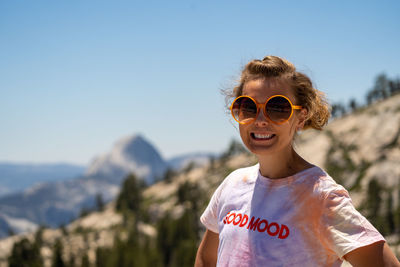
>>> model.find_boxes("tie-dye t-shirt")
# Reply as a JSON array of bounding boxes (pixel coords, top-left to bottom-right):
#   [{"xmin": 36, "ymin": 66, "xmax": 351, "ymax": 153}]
[{"xmin": 200, "ymin": 164, "xmax": 385, "ymax": 267}]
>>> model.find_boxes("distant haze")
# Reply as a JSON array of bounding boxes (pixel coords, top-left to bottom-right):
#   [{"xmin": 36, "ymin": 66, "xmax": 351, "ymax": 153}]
[{"xmin": 0, "ymin": 163, "xmax": 85, "ymax": 197}]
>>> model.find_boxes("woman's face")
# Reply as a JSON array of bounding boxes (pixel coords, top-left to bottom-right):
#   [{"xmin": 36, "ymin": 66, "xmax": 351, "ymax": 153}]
[{"xmin": 239, "ymin": 78, "xmax": 307, "ymax": 157}]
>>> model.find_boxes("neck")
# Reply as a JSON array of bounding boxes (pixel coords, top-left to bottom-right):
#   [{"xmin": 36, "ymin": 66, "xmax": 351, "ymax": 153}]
[{"xmin": 257, "ymin": 146, "xmax": 312, "ymax": 179}]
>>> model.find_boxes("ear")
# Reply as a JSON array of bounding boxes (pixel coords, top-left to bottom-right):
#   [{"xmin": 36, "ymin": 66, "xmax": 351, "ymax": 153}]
[{"xmin": 296, "ymin": 108, "xmax": 308, "ymax": 131}]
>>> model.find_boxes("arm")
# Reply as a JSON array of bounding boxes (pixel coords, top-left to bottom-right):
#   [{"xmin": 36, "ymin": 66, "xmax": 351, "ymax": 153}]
[
  {"xmin": 344, "ymin": 241, "xmax": 400, "ymax": 267},
  {"xmin": 195, "ymin": 229, "xmax": 219, "ymax": 267}
]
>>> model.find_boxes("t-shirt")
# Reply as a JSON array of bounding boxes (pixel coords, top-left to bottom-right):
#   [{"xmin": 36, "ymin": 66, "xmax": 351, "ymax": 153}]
[{"xmin": 200, "ymin": 164, "xmax": 385, "ymax": 267}]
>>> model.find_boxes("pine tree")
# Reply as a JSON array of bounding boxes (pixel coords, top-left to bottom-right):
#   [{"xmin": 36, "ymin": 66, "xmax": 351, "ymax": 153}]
[
  {"xmin": 116, "ymin": 173, "xmax": 144, "ymax": 216},
  {"xmin": 170, "ymin": 239, "xmax": 198, "ymax": 267},
  {"xmin": 386, "ymin": 191, "xmax": 395, "ymax": 234},
  {"xmin": 51, "ymin": 239, "xmax": 65, "ymax": 267},
  {"xmin": 374, "ymin": 73, "xmax": 390, "ymax": 100},
  {"xmin": 156, "ymin": 213, "xmax": 174, "ymax": 266},
  {"xmin": 8, "ymin": 237, "xmax": 43, "ymax": 267},
  {"xmin": 96, "ymin": 193, "xmax": 105, "ymax": 212},
  {"xmin": 163, "ymin": 168, "xmax": 176, "ymax": 183},
  {"xmin": 81, "ymin": 253, "xmax": 90, "ymax": 267},
  {"xmin": 349, "ymin": 98, "xmax": 357, "ymax": 112},
  {"xmin": 95, "ymin": 247, "xmax": 106, "ymax": 267},
  {"xmin": 366, "ymin": 179, "xmax": 384, "ymax": 232},
  {"xmin": 389, "ymin": 78, "xmax": 400, "ymax": 96}
]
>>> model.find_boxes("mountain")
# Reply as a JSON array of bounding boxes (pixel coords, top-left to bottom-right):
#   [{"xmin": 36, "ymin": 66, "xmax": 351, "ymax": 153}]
[
  {"xmin": 0, "ymin": 163, "xmax": 85, "ymax": 197},
  {"xmin": 0, "ymin": 94, "xmax": 400, "ymax": 266},
  {"xmin": 0, "ymin": 178, "xmax": 120, "ymax": 238},
  {"xmin": 0, "ymin": 134, "xmax": 168, "ymax": 238},
  {"xmin": 85, "ymin": 134, "xmax": 168, "ymax": 185},
  {"xmin": 0, "ymin": 214, "xmax": 37, "ymax": 236},
  {"xmin": 0, "ymin": 133, "xmax": 215, "ymax": 238}
]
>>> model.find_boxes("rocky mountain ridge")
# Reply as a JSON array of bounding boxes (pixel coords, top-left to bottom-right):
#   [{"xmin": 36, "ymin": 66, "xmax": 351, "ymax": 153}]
[
  {"xmin": 297, "ymin": 93, "xmax": 400, "ymax": 209},
  {"xmin": 85, "ymin": 134, "xmax": 167, "ymax": 184}
]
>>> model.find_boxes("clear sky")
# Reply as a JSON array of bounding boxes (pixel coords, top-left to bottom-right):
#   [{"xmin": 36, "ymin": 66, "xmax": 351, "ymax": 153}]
[{"xmin": 1, "ymin": 0, "xmax": 399, "ymax": 165}]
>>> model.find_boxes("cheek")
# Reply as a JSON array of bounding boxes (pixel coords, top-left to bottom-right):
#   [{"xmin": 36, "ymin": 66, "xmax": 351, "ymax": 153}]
[
  {"xmin": 239, "ymin": 125, "xmax": 255, "ymax": 151},
  {"xmin": 239, "ymin": 125, "xmax": 249, "ymax": 142},
  {"xmin": 289, "ymin": 121, "xmax": 297, "ymax": 136},
  {"xmin": 286, "ymin": 115, "xmax": 301, "ymax": 137},
  {"xmin": 277, "ymin": 122, "xmax": 297, "ymax": 144}
]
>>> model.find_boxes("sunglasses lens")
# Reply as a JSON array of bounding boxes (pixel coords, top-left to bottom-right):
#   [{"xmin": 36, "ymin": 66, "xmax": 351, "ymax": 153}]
[
  {"xmin": 266, "ymin": 96, "xmax": 292, "ymax": 123},
  {"xmin": 232, "ymin": 97, "xmax": 257, "ymax": 124}
]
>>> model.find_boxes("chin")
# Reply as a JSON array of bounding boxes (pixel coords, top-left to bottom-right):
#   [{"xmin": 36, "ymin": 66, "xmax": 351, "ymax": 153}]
[
  {"xmin": 244, "ymin": 139, "xmax": 278, "ymax": 155},
  {"xmin": 248, "ymin": 145, "xmax": 279, "ymax": 156},
  {"xmin": 245, "ymin": 137, "xmax": 293, "ymax": 158}
]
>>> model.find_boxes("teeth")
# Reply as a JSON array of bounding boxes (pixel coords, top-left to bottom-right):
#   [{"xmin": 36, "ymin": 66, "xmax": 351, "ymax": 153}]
[{"xmin": 254, "ymin": 133, "xmax": 274, "ymax": 139}]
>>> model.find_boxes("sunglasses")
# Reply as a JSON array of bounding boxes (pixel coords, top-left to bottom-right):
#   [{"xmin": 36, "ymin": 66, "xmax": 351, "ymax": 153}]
[{"xmin": 230, "ymin": 95, "xmax": 302, "ymax": 125}]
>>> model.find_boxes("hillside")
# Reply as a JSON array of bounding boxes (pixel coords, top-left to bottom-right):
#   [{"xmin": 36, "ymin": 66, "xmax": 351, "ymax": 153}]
[
  {"xmin": 0, "ymin": 94, "xmax": 399, "ymax": 266},
  {"xmin": 298, "ymin": 94, "xmax": 400, "ymax": 212}
]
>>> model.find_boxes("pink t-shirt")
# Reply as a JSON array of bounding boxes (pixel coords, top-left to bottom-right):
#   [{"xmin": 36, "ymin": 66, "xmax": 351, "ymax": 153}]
[{"xmin": 200, "ymin": 164, "xmax": 385, "ymax": 267}]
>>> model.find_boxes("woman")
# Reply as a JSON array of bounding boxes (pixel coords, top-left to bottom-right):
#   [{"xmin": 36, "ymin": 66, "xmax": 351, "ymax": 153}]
[{"xmin": 195, "ymin": 56, "xmax": 400, "ymax": 267}]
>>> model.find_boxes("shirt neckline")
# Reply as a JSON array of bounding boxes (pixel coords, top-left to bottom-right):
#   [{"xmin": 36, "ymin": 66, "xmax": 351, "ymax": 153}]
[{"xmin": 255, "ymin": 164, "xmax": 318, "ymax": 187}]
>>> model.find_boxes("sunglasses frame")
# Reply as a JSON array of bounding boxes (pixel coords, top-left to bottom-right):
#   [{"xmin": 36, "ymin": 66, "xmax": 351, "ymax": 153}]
[{"xmin": 230, "ymin": 95, "xmax": 303, "ymax": 125}]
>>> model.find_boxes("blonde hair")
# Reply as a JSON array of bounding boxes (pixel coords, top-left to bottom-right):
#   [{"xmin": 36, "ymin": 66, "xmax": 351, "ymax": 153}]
[{"xmin": 226, "ymin": 55, "xmax": 330, "ymax": 130}]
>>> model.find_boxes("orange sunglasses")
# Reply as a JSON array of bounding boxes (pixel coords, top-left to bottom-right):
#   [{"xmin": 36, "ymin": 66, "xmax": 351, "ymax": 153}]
[{"xmin": 230, "ymin": 95, "xmax": 302, "ymax": 125}]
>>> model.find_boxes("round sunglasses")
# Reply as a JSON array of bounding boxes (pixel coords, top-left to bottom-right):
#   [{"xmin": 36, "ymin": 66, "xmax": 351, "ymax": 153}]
[{"xmin": 230, "ymin": 95, "xmax": 303, "ymax": 125}]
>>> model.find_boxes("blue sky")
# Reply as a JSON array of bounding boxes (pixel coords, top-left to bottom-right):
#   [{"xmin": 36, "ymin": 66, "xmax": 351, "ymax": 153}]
[{"xmin": 1, "ymin": 0, "xmax": 399, "ymax": 165}]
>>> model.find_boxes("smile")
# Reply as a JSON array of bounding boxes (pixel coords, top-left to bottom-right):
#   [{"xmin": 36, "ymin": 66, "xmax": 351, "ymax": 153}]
[{"xmin": 251, "ymin": 133, "xmax": 276, "ymax": 140}]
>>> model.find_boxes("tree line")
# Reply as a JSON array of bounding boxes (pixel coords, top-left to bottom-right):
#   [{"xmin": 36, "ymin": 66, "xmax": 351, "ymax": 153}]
[
  {"xmin": 331, "ymin": 73, "xmax": 400, "ymax": 118},
  {"xmin": 8, "ymin": 171, "xmax": 206, "ymax": 267}
]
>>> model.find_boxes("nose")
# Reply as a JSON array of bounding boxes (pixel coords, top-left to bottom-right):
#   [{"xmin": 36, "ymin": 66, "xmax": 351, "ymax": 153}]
[{"xmin": 254, "ymin": 108, "xmax": 270, "ymax": 127}]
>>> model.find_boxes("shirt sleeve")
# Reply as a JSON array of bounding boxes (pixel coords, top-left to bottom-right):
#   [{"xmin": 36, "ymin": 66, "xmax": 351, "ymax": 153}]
[
  {"xmin": 320, "ymin": 186, "xmax": 386, "ymax": 260},
  {"xmin": 200, "ymin": 178, "xmax": 228, "ymax": 234}
]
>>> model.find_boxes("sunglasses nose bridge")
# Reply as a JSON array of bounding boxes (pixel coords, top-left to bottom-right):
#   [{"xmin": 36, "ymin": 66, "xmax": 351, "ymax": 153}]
[{"xmin": 254, "ymin": 102, "xmax": 270, "ymax": 124}]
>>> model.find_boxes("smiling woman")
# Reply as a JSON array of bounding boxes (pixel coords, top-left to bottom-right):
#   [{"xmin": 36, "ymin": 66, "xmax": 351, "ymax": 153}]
[{"xmin": 195, "ymin": 55, "xmax": 400, "ymax": 267}]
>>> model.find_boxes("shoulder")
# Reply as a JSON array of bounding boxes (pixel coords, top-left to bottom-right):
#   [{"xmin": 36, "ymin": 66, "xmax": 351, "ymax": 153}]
[
  {"xmin": 215, "ymin": 164, "xmax": 259, "ymax": 193},
  {"xmin": 307, "ymin": 167, "xmax": 360, "ymax": 222},
  {"xmin": 203, "ymin": 164, "xmax": 259, "ymax": 212},
  {"xmin": 298, "ymin": 166, "xmax": 349, "ymax": 200},
  {"xmin": 224, "ymin": 163, "xmax": 259, "ymax": 185}
]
